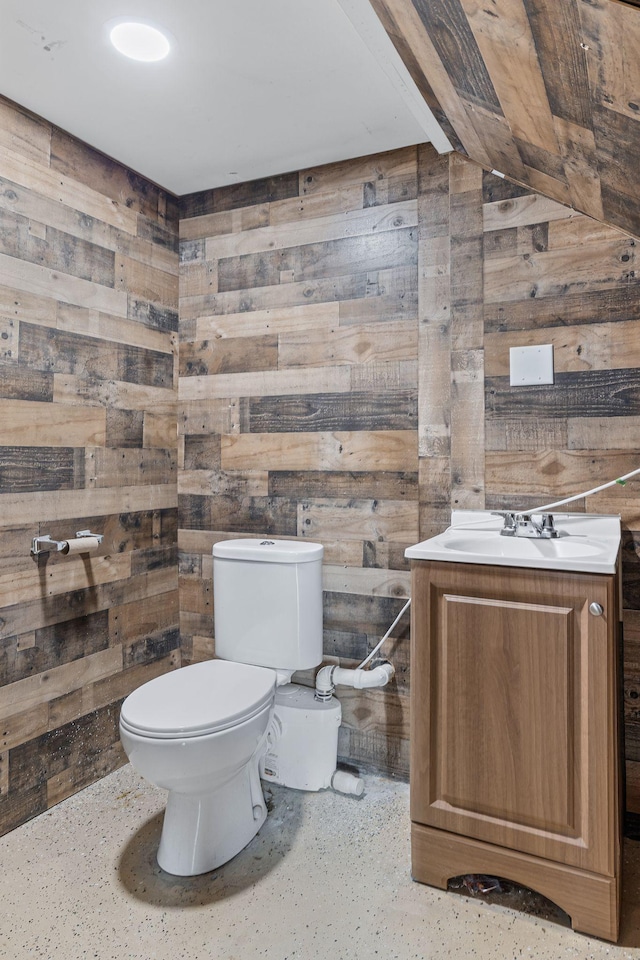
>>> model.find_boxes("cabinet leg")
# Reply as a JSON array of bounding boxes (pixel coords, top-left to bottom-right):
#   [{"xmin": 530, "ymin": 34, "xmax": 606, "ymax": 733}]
[{"xmin": 412, "ymin": 823, "xmax": 620, "ymax": 943}]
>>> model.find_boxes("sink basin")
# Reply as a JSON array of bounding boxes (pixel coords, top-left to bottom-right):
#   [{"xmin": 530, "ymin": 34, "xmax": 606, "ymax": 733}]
[
  {"xmin": 405, "ymin": 511, "xmax": 621, "ymax": 573},
  {"xmin": 442, "ymin": 532, "xmax": 606, "ymax": 560}
]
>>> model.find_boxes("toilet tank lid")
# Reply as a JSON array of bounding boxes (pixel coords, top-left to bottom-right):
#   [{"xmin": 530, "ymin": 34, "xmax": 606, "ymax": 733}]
[{"xmin": 212, "ymin": 538, "xmax": 323, "ymax": 563}]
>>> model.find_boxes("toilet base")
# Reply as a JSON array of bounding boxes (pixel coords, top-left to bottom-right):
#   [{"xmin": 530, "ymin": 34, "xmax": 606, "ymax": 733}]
[{"xmin": 157, "ymin": 756, "xmax": 267, "ymax": 876}]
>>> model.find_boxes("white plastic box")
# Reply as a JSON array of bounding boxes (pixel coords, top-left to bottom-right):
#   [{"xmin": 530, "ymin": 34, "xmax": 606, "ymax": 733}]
[{"xmin": 260, "ymin": 683, "xmax": 341, "ymax": 791}]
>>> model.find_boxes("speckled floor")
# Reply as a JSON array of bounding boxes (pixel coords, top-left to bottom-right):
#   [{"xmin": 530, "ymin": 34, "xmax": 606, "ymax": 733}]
[{"xmin": 2, "ymin": 766, "xmax": 640, "ymax": 960}]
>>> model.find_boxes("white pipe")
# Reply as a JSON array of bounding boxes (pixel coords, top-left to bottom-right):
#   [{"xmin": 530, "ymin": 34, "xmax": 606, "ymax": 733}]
[
  {"xmin": 336, "ymin": 663, "xmax": 395, "ymax": 688},
  {"xmin": 315, "ymin": 664, "xmax": 336, "ymax": 699},
  {"xmin": 315, "ymin": 662, "xmax": 395, "ymax": 700},
  {"xmin": 331, "ymin": 769, "xmax": 364, "ymax": 797}
]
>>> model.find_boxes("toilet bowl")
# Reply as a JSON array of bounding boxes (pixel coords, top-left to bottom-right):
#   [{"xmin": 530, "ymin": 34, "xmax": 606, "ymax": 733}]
[
  {"xmin": 120, "ymin": 659, "xmax": 276, "ymax": 875},
  {"xmin": 119, "ymin": 537, "xmax": 324, "ymax": 876}
]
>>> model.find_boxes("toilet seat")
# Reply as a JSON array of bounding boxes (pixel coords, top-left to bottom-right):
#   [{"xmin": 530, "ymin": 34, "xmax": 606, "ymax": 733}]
[{"xmin": 120, "ymin": 660, "xmax": 276, "ymax": 740}]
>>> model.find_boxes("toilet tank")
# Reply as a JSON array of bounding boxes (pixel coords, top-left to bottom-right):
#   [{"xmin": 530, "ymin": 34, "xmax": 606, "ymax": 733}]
[{"xmin": 212, "ymin": 539, "xmax": 323, "ymax": 671}]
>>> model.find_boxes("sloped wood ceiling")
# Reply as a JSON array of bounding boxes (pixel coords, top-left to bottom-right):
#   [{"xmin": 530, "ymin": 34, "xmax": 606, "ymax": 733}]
[{"xmin": 369, "ymin": 0, "xmax": 640, "ymax": 239}]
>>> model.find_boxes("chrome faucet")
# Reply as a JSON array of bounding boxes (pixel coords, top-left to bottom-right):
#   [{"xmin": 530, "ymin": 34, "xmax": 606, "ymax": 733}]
[{"xmin": 491, "ymin": 511, "xmax": 558, "ymax": 539}]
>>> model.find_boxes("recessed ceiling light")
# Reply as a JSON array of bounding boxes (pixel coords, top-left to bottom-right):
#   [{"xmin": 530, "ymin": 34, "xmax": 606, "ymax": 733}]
[{"xmin": 109, "ymin": 21, "xmax": 171, "ymax": 62}]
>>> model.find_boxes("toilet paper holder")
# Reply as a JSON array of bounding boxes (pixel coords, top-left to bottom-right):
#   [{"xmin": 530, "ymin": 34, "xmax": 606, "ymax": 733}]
[{"xmin": 31, "ymin": 529, "xmax": 104, "ymax": 557}]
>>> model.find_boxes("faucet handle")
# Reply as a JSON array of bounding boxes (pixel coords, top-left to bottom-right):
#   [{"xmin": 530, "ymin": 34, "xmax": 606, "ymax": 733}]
[
  {"xmin": 536, "ymin": 513, "xmax": 558, "ymax": 538},
  {"xmin": 491, "ymin": 511, "xmax": 516, "ymax": 534}
]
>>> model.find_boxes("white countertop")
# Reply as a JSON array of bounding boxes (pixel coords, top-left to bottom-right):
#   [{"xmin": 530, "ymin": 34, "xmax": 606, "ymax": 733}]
[{"xmin": 405, "ymin": 510, "xmax": 622, "ymax": 574}]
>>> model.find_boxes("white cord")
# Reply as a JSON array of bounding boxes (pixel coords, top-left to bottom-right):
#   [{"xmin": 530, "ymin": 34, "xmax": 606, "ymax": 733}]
[
  {"xmin": 450, "ymin": 466, "xmax": 640, "ymax": 529},
  {"xmin": 358, "ymin": 597, "xmax": 411, "ymax": 669},
  {"xmin": 528, "ymin": 466, "xmax": 640, "ymax": 512}
]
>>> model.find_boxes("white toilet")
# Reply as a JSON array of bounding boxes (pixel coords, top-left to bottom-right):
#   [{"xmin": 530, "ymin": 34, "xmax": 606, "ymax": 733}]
[{"xmin": 119, "ymin": 538, "xmax": 323, "ymax": 876}]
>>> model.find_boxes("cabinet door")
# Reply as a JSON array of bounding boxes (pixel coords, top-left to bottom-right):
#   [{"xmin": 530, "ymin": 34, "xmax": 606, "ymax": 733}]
[{"xmin": 410, "ymin": 561, "xmax": 619, "ymax": 876}]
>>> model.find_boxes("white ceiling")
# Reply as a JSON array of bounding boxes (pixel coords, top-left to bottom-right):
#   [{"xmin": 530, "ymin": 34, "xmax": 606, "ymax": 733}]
[{"xmin": 0, "ymin": 0, "xmax": 450, "ymax": 196}]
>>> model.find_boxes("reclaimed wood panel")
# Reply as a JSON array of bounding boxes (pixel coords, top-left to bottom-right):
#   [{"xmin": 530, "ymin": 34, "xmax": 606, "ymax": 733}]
[
  {"xmin": 179, "ymin": 172, "xmax": 300, "ymax": 220},
  {"xmin": 85, "ymin": 447, "xmax": 176, "ymax": 488},
  {"xmin": 0, "ymin": 206, "xmax": 115, "ymax": 285},
  {"xmin": 0, "ymin": 399, "xmax": 106, "ymax": 447},
  {"xmin": 484, "ymin": 239, "xmax": 637, "ymax": 304},
  {"xmin": 370, "ymin": 0, "xmax": 640, "ymax": 240},
  {"xmin": 417, "ymin": 159, "xmax": 450, "ymax": 455},
  {"xmin": 178, "ymin": 366, "xmax": 351, "ymax": 402},
  {"xmin": 216, "ymin": 226, "xmax": 418, "ymax": 292},
  {"xmin": 178, "ymin": 149, "xmax": 421, "ymax": 777},
  {"xmin": 0, "ymin": 176, "xmax": 178, "ymax": 276},
  {"xmin": 298, "ymin": 499, "xmax": 418, "ymax": 544},
  {"xmin": 179, "ymin": 493, "xmax": 298, "ymax": 536},
  {"xmin": 0, "ymin": 95, "xmax": 179, "ymax": 838},
  {"xmin": 52, "ymin": 374, "xmax": 175, "ymax": 412},
  {"xmin": 19, "ymin": 322, "xmax": 173, "ymax": 387},
  {"xmin": 179, "ymin": 469, "xmax": 269, "ymax": 498},
  {"xmin": 486, "ymin": 369, "xmax": 640, "ymax": 420},
  {"xmin": 483, "ymin": 193, "xmax": 575, "ymax": 232},
  {"xmin": 300, "ymin": 147, "xmax": 418, "ymax": 196},
  {"xmin": 221, "ymin": 431, "xmax": 416, "ymax": 473},
  {"xmin": 484, "ymin": 286, "xmax": 640, "ymax": 333},
  {"xmin": 50, "ymin": 128, "xmax": 171, "ymax": 225},
  {"xmin": 179, "ymin": 264, "xmax": 416, "ymax": 321},
  {"xmin": 204, "ymin": 199, "xmax": 418, "ymax": 261},
  {"xmin": 193, "ymin": 301, "xmax": 339, "ymax": 340},
  {"xmin": 0, "ymin": 143, "xmax": 139, "ymax": 235},
  {"xmin": 128, "ymin": 298, "xmax": 177, "ymax": 334},
  {"xmin": 484, "ymin": 319, "xmax": 640, "ymax": 377},
  {"xmin": 323, "ymin": 564, "xmax": 410, "ymax": 599},
  {"xmin": 277, "ymin": 320, "xmax": 417, "ymax": 369},
  {"xmin": 0, "ymin": 485, "xmax": 176, "ymax": 528},
  {"xmin": 0, "ymin": 647, "xmax": 123, "ymax": 722},
  {"xmin": 0, "ymin": 446, "xmax": 80, "ymax": 494},
  {"xmin": 180, "ymin": 204, "xmax": 270, "ymax": 243},
  {"xmin": 0, "ymin": 99, "xmax": 50, "ymax": 165},
  {"xmin": 179, "ymin": 334, "xmax": 277, "ymax": 378},
  {"xmin": 247, "ymin": 392, "xmax": 417, "ymax": 433},
  {"xmin": 268, "ymin": 470, "xmax": 418, "ymax": 501},
  {"xmin": 0, "ymin": 249, "xmax": 128, "ymax": 316},
  {"xmin": 0, "ymin": 567, "xmax": 177, "ymax": 643},
  {"xmin": 54, "ymin": 303, "xmax": 175, "ymax": 354},
  {"xmin": 0, "ymin": 612, "xmax": 109, "ymax": 688}
]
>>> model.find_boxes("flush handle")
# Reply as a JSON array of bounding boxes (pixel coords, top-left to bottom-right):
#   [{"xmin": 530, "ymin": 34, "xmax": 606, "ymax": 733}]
[{"xmin": 589, "ymin": 602, "xmax": 604, "ymax": 616}]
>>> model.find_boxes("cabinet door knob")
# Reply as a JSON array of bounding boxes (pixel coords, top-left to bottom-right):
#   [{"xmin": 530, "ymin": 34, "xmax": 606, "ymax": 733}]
[{"xmin": 589, "ymin": 602, "xmax": 604, "ymax": 616}]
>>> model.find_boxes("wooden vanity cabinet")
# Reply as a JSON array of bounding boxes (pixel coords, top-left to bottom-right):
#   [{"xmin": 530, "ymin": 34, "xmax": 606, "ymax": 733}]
[{"xmin": 410, "ymin": 560, "xmax": 622, "ymax": 942}]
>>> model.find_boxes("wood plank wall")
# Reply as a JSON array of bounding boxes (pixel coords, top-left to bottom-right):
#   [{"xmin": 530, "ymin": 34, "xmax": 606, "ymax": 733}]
[
  {"xmin": 179, "ymin": 144, "xmax": 640, "ymax": 806},
  {"xmin": 370, "ymin": 0, "xmax": 640, "ymax": 242},
  {"xmin": 178, "ymin": 149, "xmax": 420, "ymax": 776},
  {"xmin": 0, "ymin": 96, "xmax": 180, "ymax": 836},
  {"xmin": 418, "ymin": 145, "xmax": 640, "ymax": 812},
  {"xmin": 3, "ymin": 96, "xmax": 636, "ymax": 820}
]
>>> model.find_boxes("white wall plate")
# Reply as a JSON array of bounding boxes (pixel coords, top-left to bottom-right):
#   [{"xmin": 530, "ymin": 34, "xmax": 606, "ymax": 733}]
[{"xmin": 509, "ymin": 344, "xmax": 554, "ymax": 386}]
